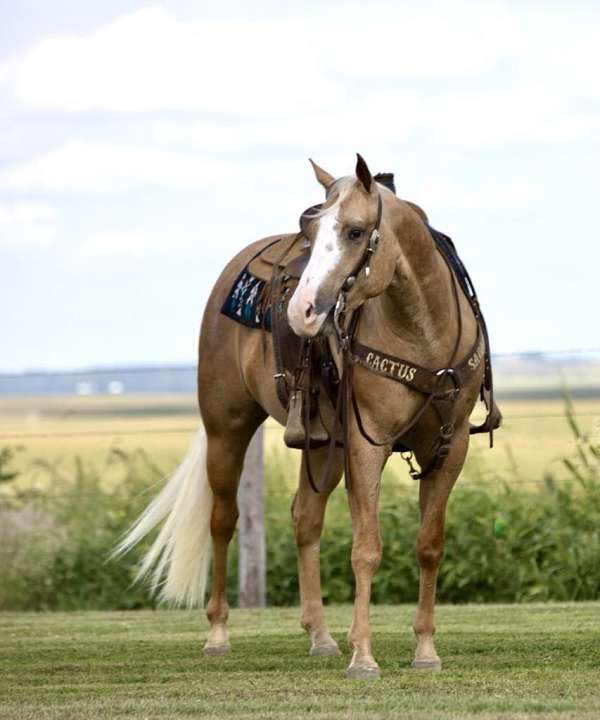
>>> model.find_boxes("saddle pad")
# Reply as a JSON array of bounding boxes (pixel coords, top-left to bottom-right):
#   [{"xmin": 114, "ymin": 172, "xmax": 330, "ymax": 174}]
[{"xmin": 221, "ymin": 267, "xmax": 271, "ymax": 330}]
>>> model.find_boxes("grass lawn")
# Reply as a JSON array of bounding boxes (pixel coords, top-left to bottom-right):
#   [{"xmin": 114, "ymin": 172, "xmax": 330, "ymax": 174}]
[{"xmin": 1, "ymin": 604, "xmax": 599, "ymax": 719}]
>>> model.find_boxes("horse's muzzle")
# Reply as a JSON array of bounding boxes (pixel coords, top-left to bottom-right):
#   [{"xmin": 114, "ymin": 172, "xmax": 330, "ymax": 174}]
[{"xmin": 287, "ymin": 286, "xmax": 331, "ymax": 338}]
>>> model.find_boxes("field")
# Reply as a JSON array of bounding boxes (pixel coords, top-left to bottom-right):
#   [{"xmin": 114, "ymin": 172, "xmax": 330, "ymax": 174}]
[
  {"xmin": 1, "ymin": 603, "xmax": 600, "ymax": 719},
  {"xmin": 1, "ymin": 393, "xmax": 599, "ymax": 487},
  {"xmin": 1, "ymin": 393, "xmax": 599, "ymax": 717}
]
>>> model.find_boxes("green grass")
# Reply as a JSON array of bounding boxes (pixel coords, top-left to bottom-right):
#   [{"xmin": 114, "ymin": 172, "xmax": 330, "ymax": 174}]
[{"xmin": 1, "ymin": 604, "xmax": 600, "ymax": 719}]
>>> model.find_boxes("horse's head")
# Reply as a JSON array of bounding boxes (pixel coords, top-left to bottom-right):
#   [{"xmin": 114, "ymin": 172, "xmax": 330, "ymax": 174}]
[{"xmin": 287, "ymin": 154, "xmax": 397, "ymax": 338}]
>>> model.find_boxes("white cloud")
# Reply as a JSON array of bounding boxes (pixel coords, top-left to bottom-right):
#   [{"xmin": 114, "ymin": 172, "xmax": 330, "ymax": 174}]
[
  {"xmin": 0, "ymin": 8, "xmax": 335, "ymax": 115},
  {"xmin": 77, "ymin": 230, "xmax": 150, "ymax": 260},
  {"xmin": 0, "ymin": 4, "xmax": 596, "ymax": 161},
  {"xmin": 0, "ymin": 78, "xmax": 587, "ymax": 195},
  {"xmin": 0, "ymin": 201, "xmax": 54, "ymax": 224},
  {"xmin": 430, "ymin": 87, "xmax": 567, "ymax": 145},
  {"xmin": 326, "ymin": 11, "xmax": 523, "ymax": 77},
  {"xmin": 417, "ymin": 180, "xmax": 541, "ymax": 212},
  {"xmin": 0, "ymin": 201, "xmax": 56, "ymax": 246},
  {"xmin": 0, "ymin": 5, "xmax": 523, "ymax": 116},
  {"xmin": 150, "ymin": 83, "xmax": 592, "ymax": 156},
  {"xmin": 151, "ymin": 91, "xmax": 426, "ymax": 150},
  {"xmin": 0, "ymin": 139, "xmax": 241, "ymax": 192}
]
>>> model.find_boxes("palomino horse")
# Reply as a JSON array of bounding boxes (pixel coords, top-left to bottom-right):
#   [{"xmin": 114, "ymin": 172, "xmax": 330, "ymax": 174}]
[{"xmin": 116, "ymin": 155, "xmax": 498, "ymax": 679}]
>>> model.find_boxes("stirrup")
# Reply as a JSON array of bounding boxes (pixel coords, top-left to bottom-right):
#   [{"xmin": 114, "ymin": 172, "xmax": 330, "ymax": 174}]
[
  {"xmin": 283, "ymin": 390, "xmax": 306, "ymax": 448},
  {"xmin": 283, "ymin": 389, "xmax": 330, "ymax": 450}
]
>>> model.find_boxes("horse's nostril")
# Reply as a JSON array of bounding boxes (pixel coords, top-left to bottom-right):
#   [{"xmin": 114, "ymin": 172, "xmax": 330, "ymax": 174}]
[{"xmin": 305, "ymin": 302, "xmax": 314, "ymax": 319}]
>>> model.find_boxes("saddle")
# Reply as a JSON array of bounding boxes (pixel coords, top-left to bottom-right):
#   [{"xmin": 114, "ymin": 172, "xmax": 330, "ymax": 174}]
[
  {"xmin": 247, "ymin": 234, "xmax": 310, "ymax": 283},
  {"xmin": 251, "ymin": 229, "xmax": 342, "ymax": 451}
]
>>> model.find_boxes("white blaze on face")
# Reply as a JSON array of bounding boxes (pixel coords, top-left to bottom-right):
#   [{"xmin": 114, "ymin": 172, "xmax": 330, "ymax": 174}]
[
  {"xmin": 287, "ymin": 206, "xmax": 343, "ymax": 337},
  {"xmin": 304, "ymin": 208, "xmax": 343, "ymax": 298}
]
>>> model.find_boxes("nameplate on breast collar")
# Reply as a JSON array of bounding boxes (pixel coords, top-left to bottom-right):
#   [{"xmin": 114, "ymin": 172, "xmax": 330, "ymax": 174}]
[
  {"xmin": 351, "ymin": 341, "xmax": 427, "ymax": 390},
  {"xmin": 364, "ymin": 351, "xmax": 417, "ymax": 382},
  {"xmin": 466, "ymin": 333, "xmax": 485, "ymax": 371}
]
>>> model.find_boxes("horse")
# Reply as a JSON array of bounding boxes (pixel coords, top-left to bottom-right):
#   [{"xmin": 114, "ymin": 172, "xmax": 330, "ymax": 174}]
[{"xmin": 115, "ymin": 154, "xmax": 499, "ymax": 679}]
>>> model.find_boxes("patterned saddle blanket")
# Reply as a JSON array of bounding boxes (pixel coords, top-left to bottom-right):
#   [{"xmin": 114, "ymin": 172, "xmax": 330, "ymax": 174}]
[
  {"xmin": 220, "ymin": 233, "xmax": 310, "ymax": 331},
  {"xmin": 221, "ymin": 267, "xmax": 271, "ymax": 330}
]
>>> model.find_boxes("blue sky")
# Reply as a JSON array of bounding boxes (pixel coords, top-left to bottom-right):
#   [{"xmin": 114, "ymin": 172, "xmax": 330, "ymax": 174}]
[{"xmin": 1, "ymin": 1, "xmax": 598, "ymax": 372}]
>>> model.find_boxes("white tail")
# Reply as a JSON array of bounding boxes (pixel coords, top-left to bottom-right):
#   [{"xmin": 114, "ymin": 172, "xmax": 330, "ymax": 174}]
[{"xmin": 112, "ymin": 424, "xmax": 213, "ymax": 607}]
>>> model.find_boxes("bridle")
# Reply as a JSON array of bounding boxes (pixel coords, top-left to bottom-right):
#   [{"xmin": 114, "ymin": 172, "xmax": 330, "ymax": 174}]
[
  {"xmin": 341, "ymin": 191, "xmax": 383, "ymax": 290},
  {"xmin": 329, "ymin": 191, "xmax": 382, "ymax": 350}
]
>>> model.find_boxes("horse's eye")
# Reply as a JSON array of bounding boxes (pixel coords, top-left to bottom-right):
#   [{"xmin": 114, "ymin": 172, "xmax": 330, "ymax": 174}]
[{"xmin": 348, "ymin": 227, "xmax": 363, "ymax": 241}]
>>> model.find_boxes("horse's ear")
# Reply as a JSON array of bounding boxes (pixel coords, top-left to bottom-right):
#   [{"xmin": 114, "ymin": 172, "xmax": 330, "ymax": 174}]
[
  {"xmin": 355, "ymin": 153, "xmax": 373, "ymax": 193},
  {"xmin": 309, "ymin": 159, "xmax": 335, "ymax": 189}
]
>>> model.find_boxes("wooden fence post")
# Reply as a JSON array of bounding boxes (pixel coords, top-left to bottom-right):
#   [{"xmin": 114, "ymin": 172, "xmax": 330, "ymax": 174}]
[{"xmin": 238, "ymin": 425, "xmax": 266, "ymax": 608}]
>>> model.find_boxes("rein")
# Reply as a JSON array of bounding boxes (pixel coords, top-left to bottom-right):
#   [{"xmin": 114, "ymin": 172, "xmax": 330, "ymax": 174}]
[{"xmin": 301, "ymin": 192, "xmax": 383, "ymax": 492}]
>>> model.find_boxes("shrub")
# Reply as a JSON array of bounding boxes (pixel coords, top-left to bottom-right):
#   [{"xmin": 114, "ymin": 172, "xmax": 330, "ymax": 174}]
[
  {"xmin": 0, "ymin": 449, "xmax": 160, "ymax": 610},
  {"xmin": 0, "ymin": 403, "xmax": 598, "ymax": 610}
]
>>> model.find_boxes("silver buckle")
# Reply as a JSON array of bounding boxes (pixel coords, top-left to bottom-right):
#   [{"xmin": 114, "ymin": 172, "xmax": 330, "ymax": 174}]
[
  {"xmin": 369, "ymin": 228, "xmax": 380, "ymax": 251},
  {"xmin": 435, "ymin": 367, "xmax": 460, "ymax": 396},
  {"xmin": 333, "ymin": 292, "xmax": 348, "ymax": 349}
]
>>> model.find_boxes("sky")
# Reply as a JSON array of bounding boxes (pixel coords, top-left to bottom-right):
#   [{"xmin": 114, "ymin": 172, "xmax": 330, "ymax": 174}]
[{"xmin": 0, "ymin": 1, "xmax": 598, "ymax": 372}]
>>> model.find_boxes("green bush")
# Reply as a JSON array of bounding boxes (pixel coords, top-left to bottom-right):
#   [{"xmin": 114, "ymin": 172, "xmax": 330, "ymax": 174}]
[
  {"xmin": 1, "ymin": 404, "xmax": 599, "ymax": 611},
  {"xmin": 0, "ymin": 449, "xmax": 160, "ymax": 611}
]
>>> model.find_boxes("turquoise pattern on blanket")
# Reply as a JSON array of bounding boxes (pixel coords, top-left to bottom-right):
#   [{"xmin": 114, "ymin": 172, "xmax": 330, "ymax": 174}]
[{"xmin": 220, "ymin": 268, "xmax": 272, "ymax": 330}]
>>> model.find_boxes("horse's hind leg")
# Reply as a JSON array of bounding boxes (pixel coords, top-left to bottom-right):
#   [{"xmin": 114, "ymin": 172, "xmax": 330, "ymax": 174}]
[
  {"xmin": 292, "ymin": 446, "xmax": 344, "ymax": 657},
  {"xmin": 412, "ymin": 426, "xmax": 469, "ymax": 670},
  {"xmin": 203, "ymin": 417, "xmax": 264, "ymax": 656}
]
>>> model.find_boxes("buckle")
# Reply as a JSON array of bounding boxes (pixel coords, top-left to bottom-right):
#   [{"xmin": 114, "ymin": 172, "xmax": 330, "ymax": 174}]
[
  {"xmin": 368, "ymin": 228, "xmax": 380, "ymax": 252},
  {"xmin": 436, "ymin": 367, "xmax": 457, "ymax": 380},
  {"xmin": 333, "ymin": 292, "xmax": 349, "ymax": 350},
  {"xmin": 435, "ymin": 446, "xmax": 450, "ymax": 466},
  {"xmin": 435, "ymin": 367, "xmax": 461, "ymax": 393},
  {"xmin": 440, "ymin": 424, "xmax": 454, "ymax": 441},
  {"xmin": 400, "ymin": 450, "xmax": 421, "ymax": 480}
]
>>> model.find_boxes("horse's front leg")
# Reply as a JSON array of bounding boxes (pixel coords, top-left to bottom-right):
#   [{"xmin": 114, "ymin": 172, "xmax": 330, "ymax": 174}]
[
  {"xmin": 412, "ymin": 425, "xmax": 469, "ymax": 670},
  {"xmin": 345, "ymin": 443, "xmax": 388, "ymax": 679},
  {"xmin": 292, "ymin": 446, "xmax": 343, "ymax": 656}
]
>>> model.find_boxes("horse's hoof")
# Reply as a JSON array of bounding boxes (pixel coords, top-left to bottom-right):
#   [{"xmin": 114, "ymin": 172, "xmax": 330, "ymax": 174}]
[
  {"xmin": 411, "ymin": 658, "xmax": 441, "ymax": 671},
  {"xmin": 345, "ymin": 664, "xmax": 381, "ymax": 680},
  {"xmin": 310, "ymin": 641, "xmax": 341, "ymax": 657},
  {"xmin": 203, "ymin": 642, "xmax": 231, "ymax": 657}
]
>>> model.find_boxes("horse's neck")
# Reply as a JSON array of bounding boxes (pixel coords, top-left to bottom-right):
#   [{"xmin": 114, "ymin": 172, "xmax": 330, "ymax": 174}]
[{"xmin": 364, "ymin": 220, "xmax": 461, "ymax": 365}]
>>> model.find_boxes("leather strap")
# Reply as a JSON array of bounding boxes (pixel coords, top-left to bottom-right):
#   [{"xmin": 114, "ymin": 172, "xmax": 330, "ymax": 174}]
[
  {"xmin": 270, "ymin": 238, "xmax": 301, "ymax": 409},
  {"xmin": 342, "ymin": 237, "xmax": 467, "ymax": 481},
  {"xmin": 341, "ymin": 193, "xmax": 383, "ymax": 291},
  {"xmin": 351, "ymin": 328, "xmax": 484, "ymax": 395}
]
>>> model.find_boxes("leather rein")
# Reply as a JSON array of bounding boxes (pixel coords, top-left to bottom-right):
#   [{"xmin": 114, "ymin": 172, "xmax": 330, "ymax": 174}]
[{"xmin": 300, "ymin": 191, "xmax": 496, "ymax": 493}]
